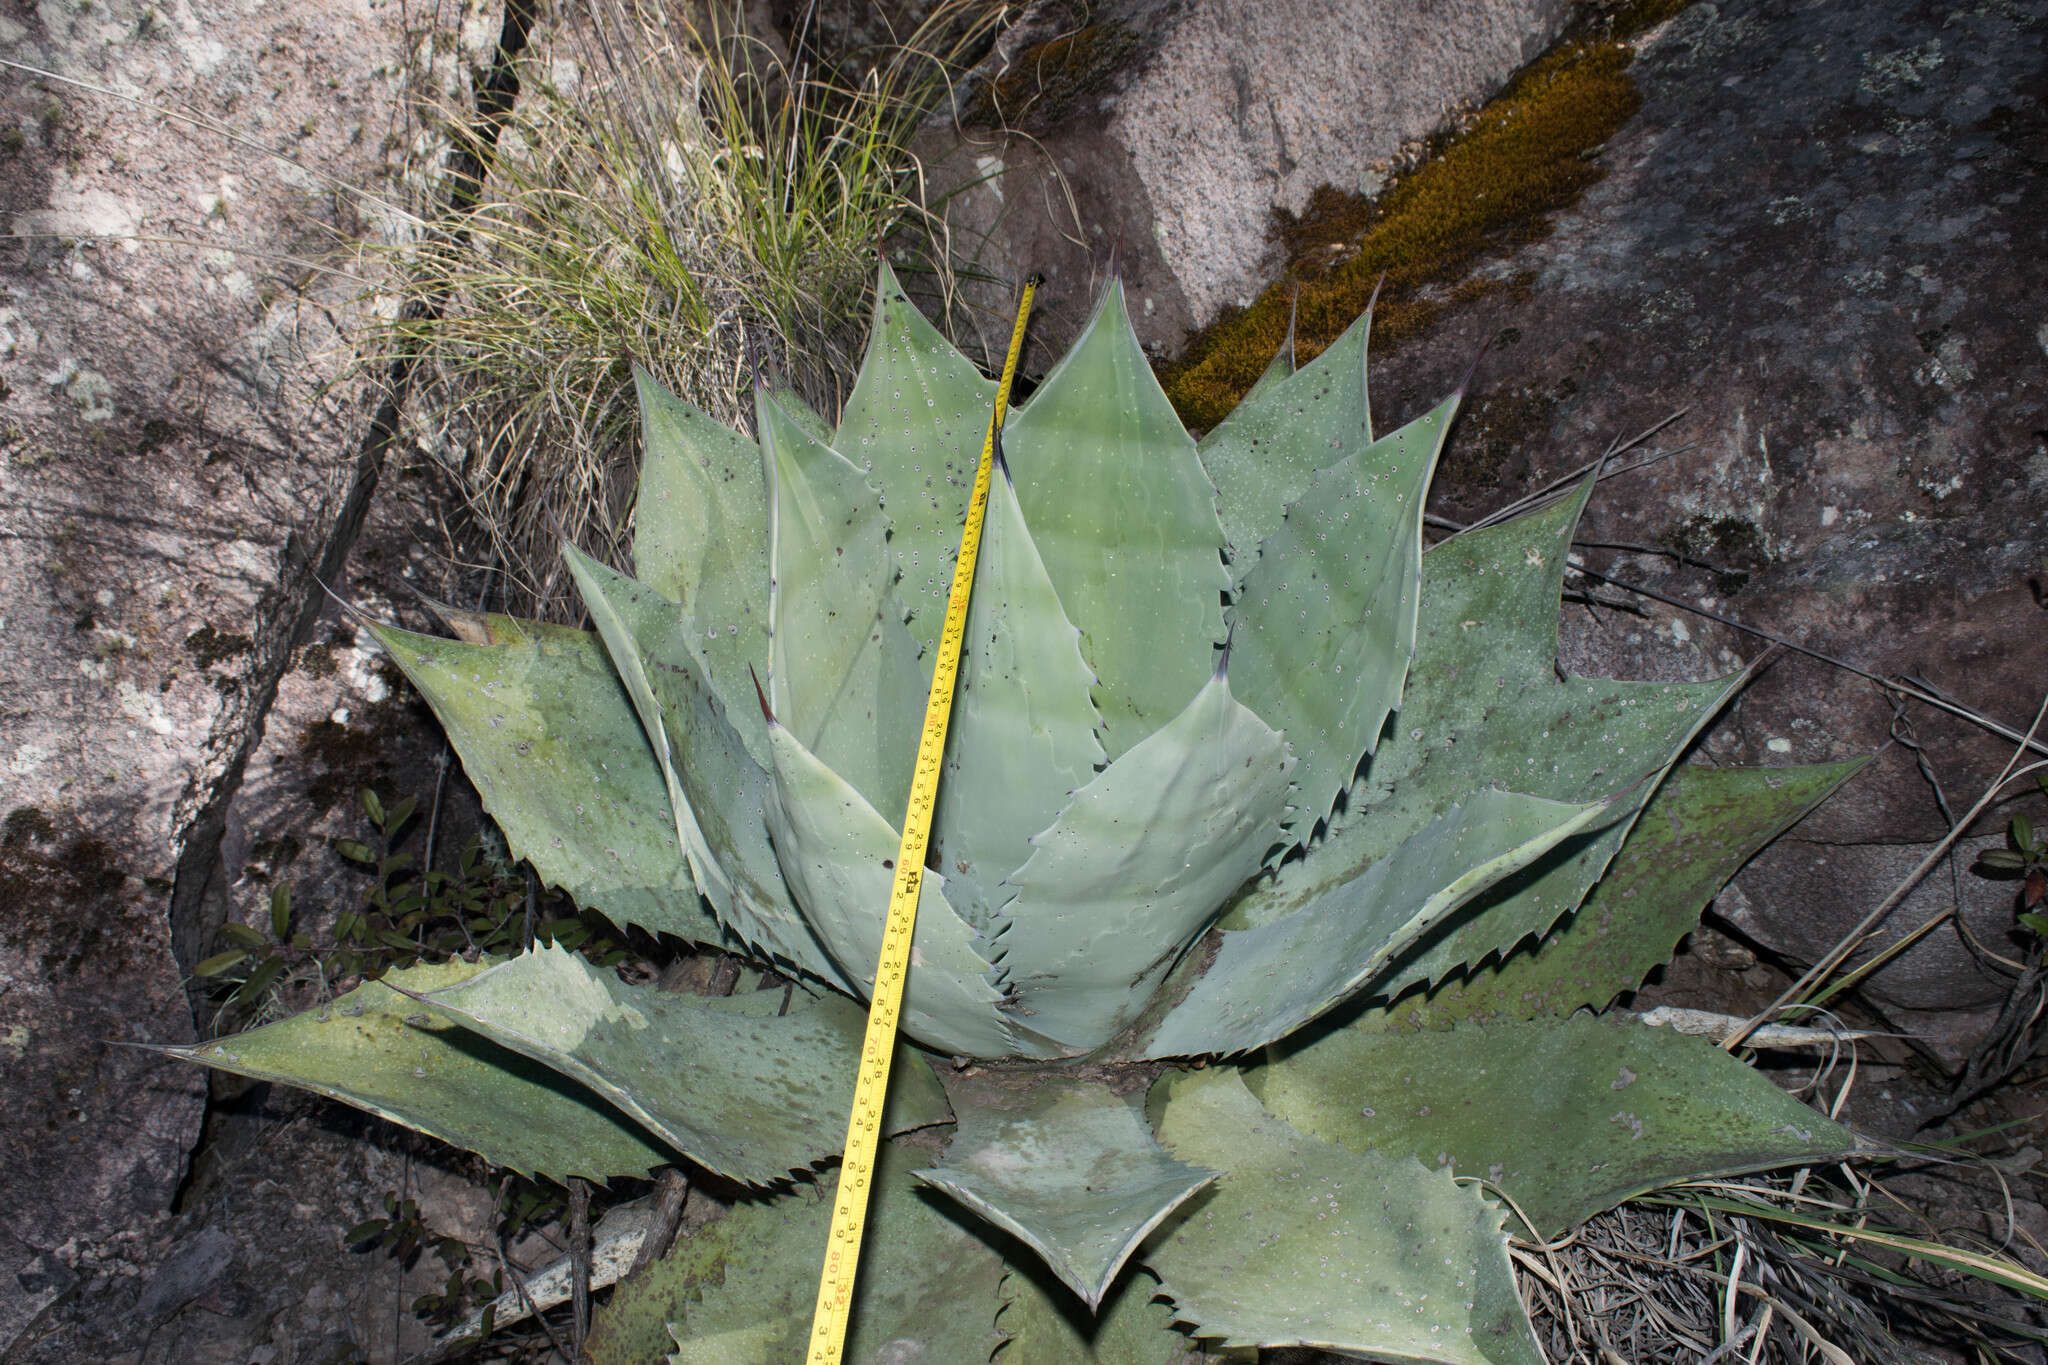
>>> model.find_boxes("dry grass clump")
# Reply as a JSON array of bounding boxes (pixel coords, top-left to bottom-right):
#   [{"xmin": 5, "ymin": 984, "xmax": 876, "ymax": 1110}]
[
  {"xmin": 376, "ymin": 0, "xmax": 1001, "ymax": 617},
  {"xmin": 1514, "ymin": 1161, "xmax": 2048, "ymax": 1364}
]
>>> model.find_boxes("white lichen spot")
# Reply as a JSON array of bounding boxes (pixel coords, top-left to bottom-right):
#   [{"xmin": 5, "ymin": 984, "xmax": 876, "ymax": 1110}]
[
  {"xmin": 115, "ymin": 680, "xmax": 176, "ymax": 736},
  {"xmin": 342, "ymin": 646, "xmax": 390, "ymax": 704},
  {"xmin": 1767, "ymin": 737, "xmax": 1792, "ymax": 754}
]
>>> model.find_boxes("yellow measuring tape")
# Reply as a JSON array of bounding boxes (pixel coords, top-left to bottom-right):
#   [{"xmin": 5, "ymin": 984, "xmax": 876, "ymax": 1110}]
[{"xmin": 804, "ymin": 279, "xmax": 1038, "ymax": 1364}]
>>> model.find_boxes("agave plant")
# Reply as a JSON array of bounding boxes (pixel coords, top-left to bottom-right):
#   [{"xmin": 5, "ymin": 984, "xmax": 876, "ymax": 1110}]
[{"xmin": 163, "ymin": 262, "xmax": 1868, "ymax": 1363}]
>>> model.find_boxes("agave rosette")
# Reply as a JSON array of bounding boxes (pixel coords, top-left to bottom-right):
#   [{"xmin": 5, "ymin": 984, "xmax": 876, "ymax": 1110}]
[{"xmin": 163, "ymin": 263, "xmax": 1868, "ymax": 1363}]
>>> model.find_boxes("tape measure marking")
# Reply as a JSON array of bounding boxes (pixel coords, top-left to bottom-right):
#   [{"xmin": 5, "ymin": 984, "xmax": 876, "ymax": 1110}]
[{"xmin": 803, "ymin": 281, "xmax": 1038, "ymax": 1364}]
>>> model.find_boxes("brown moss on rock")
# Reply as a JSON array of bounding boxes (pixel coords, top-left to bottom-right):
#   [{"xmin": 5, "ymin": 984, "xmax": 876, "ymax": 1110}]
[{"xmin": 1161, "ymin": 22, "xmax": 1666, "ymax": 430}]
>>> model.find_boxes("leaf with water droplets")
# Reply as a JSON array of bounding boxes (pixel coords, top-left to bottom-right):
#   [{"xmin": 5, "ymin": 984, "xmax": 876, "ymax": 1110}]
[
  {"xmin": 762, "ymin": 384, "xmax": 926, "ymax": 819},
  {"xmin": 660, "ymin": 1144, "xmax": 1009, "ymax": 1365},
  {"xmin": 631, "ymin": 367, "xmax": 772, "ymax": 764},
  {"xmin": 1144, "ymin": 1068, "xmax": 1541, "ymax": 1365},
  {"xmin": 415, "ymin": 943, "xmax": 948, "ymax": 1186},
  {"xmin": 932, "ymin": 462, "xmax": 1105, "ymax": 929},
  {"xmin": 1198, "ymin": 306, "xmax": 1374, "ymax": 564},
  {"xmin": 762, "ymin": 717, "xmax": 1013, "ymax": 1058},
  {"xmin": 1220, "ymin": 486, "xmax": 1743, "ymax": 1005},
  {"xmin": 152, "ymin": 959, "xmax": 668, "ymax": 1182},
  {"xmin": 995, "ymin": 673, "xmax": 1293, "ymax": 1055},
  {"xmin": 1139, "ymin": 788, "xmax": 1610, "ymax": 1060},
  {"xmin": 1374, "ymin": 758, "xmax": 1869, "ymax": 1031},
  {"xmin": 369, "ymin": 620, "xmax": 723, "ymax": 946},
  {"xmin": 834, "ymin": 259, "xmax": 1000, "ymax": 653},
  {"xmin": 1251, "ymin": 1014, "xmax": 1863, "ymax": 1238},
  {"xmin": 557, "ymin": 549, "xmax": 851, "ymax": 990},
  {"xmin": 914, "ymin": 1070, "xmax": 1214, "ymax": 1308},
  {"xmin": 996, "ymin": 1264, "xmax": 1206, "ymax": 1365},
  {"xmin": 1004, "ymin": 278, "xmax": 1229, "ymax": 759},
  {"xmin": 1226, "ymin": 392, "xmax": 1459, "ymax": 835}
]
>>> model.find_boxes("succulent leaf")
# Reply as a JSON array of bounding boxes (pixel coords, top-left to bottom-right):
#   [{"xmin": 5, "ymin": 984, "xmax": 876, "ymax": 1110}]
[
  {"xmin": 368, "ymin": 621, "xmax": 724, "ymax": 947},
  {"xmin": 995, "ymin": 672, "xmax": 1294, "ymax": 1054},
  {"xmin": 998, "ymin": 1265, "xmax": 1211, "ymax": 1364},
  {"xmin": 762, "ymin": 718, "xmax": 1014, "ymax": 1058},
  {"xmin": 632, "ymin": 367, "xmax": 772, "ymax": 761},
  {"xmin": 932, "ymin": 460, "xmax": 1107, "ymax": 929},
  {"xmin": 555, "ymin": 549, "xmax": 853, "ymax": 989},
  {"xmin": 1379, "ymin": 758, "xmax": 1869, "ymax": 1030},
  {"xmin": 834, "ymin": 259, "xmax": 1000, "ymax": 652},
  {"xmin": 1226, "ymin": 392, "xmax": 1459, "ymax": 831},
  {"xmin": 772, "ymin": 382, "xmax": 835, "ymax": 446},
  {"xmin": 914, "ymin": 1071, "xmax": 1215, "ymax": 1309},
  {"xmin": 1252, "ymin": 1015, "xmax": 1863, "ymax": 1238},
  {"xmin": 761, "ymin": 384, "xmax": 930, "ymax": 819},
  {"xmin": 413, "ymin": 944, "xmax": 948, "ymax": 1185},
  {"xmin": 1336, "ymin": 489, "xmax": 1745, "ymax": 998},
  {"xmin": 1146, "ymin": 1069, "xmax": 1541, "ymax": 1365},
  {"xmin": 1140, "ymin": 788, "xmax": 1612, "ymax": 1059},
  {"xmin": 661, "ymin": 1143, "xmax": 1008, "ymax": 1364},
  {"xmin": 1225, "ymin": 489, "xmax": 1741, "ymax": 990},
  {"xmin": 1197, "ymin": 307, "xmax": 1373, "ymax": 563},
  {"xmin": 561, "ymin": 548, "xmax": 709, "ymax": 900},
  {"xmin": 152, "ymin": 960, "xmax": 667, "ymax": 1181},
  {"xmin": 1004, "ymin": 278, "xmax": 1231, "ymax": 758}
]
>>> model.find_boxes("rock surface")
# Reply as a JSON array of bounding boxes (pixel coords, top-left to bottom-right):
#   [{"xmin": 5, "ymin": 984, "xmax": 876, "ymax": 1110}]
[
  {"xmin": 0, "ymin": 0, "xmax": 496, "ymax": 1353},
  {"xmin": 921, "ymin": 0, "xmax": 1571, "ymax": 356},
  {"xmin": 1347, "ymin": 0, "xmax": 2048, "ymax": 1016}
]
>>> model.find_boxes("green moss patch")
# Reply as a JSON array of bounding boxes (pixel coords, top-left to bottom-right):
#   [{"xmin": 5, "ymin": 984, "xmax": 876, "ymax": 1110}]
[{"xmin": 1161, "ymin": 11, "xmax": 1685, "ymax": 430}]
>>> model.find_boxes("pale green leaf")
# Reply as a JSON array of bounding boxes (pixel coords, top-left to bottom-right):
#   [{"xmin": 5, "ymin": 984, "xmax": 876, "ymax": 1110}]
[
  {"xmin": 562, "ymin": 546, "xmax": 702, "ymax": 905},
  {"xmin": 1378, "ymin": 758, "xmax": 1869, "ymax": 1031},
  {"xmin": 1005, "ymin": 279, "xmax": 1229, "ymax": 758},
  {"xmin": 1222, "ymin": 489, "xmax": 1742, "ymax": 1000},
  {"xmin": 1336, "ymin": 488, "xmax": 1745, "ymax": 998},
  {"xmin": 153, "ymin": 960, "xmax": 666, "ymax": 1182},
  {"xmin": 556, "ymin": 549, "xmax": 853, "ymax": 991},
  {"xmin": 1226, "ymin": 393, "xmax": 1459, "ymax": 832},
  {"xmin": 995, "ymin": 673, "xmax": 1293, "ymax": 1055},
  {"xmin": 833, "ymin": 259, "xmax": 1000, "ymax": 653},
  {"xmin": 1139, "ymin": 789, "xmax": 1610, "ymax": 1060},
  {"xmin": 932, "ymin": 459, "xmax": 1106, "ymax": 929},
  {"xmin": 762, "ymin": 718, "xmax": 1014, "ymax": 1058},
  {"xmin": 631, "ymin": 367, "xmax": 771, "ymax": 763},
  {"xmin": 368, "ymin": 622, "xmax": 724, "ymax": 946},
  {"xmin": 662, "ymin": 1144, "xmax": 1008, "ymax": 1365},
  {"xmin": 762, "ymin": 383, "xmax": 927, "ymax": 819},
  {"xmin": 414, "ymin": 944, "xmax": 945, "ymax": 1185},
  {"xmin": 772, "ymin": 383, "xmax": 834, "ymax": 445},
  {"xmin": 914, "ymin": 1071, "xmax": 1214, "ymax": 1309},
  {"xmin": 1146, "ymin": 1069, "xmax": 1541, "ymax": 1365},
  {"xmin": 1197, "ymin": 307, "xmax": 1373, "ymax": 563},
  {"xmin": 1252, "ymin": 1015, "xmax": 1864, "ymax": 1238}
]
